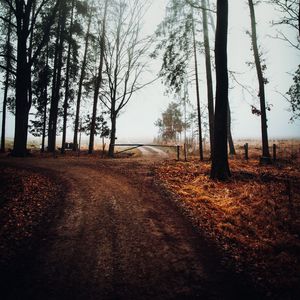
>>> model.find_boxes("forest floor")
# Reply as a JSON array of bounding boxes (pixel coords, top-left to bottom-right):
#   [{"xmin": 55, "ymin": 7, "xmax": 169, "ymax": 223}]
[
  {"xmin": 155, "ymin": 158, "xmax": 300, "ymax": 299},
  {"xmin": 0, "ymin": 153, "xmax": 299, "ymax": 299}
]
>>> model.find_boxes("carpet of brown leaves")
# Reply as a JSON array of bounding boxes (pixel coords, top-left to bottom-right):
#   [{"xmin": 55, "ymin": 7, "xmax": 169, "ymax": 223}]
[
  {"xmin": 0, "ymin": 167, "xmax": 62, "ymax": 265},
  {"xmin": 155, "ymin": 159, "xmax": 300, "ymax": 298}
]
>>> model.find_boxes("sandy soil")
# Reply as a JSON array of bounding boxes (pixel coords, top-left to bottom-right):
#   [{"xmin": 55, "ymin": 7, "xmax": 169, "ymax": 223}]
[{"xmin": 0, "ymin": 157, "xmax": 261, "ymax": 299}]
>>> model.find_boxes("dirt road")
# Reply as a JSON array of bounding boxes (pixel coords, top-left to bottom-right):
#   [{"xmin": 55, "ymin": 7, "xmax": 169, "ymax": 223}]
[{"xmin": 0, "ymin": 157, "xmax": 258, "ymax": 299}]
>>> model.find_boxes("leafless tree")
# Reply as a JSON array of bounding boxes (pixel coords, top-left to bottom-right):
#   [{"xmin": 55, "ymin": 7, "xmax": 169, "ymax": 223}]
[
  {"xmin": 269, "ymin": 0, "xmax": 300, "ymax": 50},
  {"xmin": 101, "ymin": 0, "xmax": 152, "ymax": 157}
]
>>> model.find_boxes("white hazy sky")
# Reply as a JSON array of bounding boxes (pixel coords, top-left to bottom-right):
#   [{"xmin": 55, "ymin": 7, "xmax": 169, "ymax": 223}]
[{"xmin": 1, "ymin": 0, "xmax": 300, "ymax": 144}]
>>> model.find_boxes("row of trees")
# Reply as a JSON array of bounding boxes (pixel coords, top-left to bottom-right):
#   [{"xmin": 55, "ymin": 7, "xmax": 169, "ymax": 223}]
[
  {"xmin": 0, "ymin": 0, "xmax": 299, "ymax": 179},
  {"xmin": 153, "ymin": 0, "xmax": 299, "ymax": 179},
  {"xmin": 0, "ymin": 0, "xmax": 150, "ymax": 157}
]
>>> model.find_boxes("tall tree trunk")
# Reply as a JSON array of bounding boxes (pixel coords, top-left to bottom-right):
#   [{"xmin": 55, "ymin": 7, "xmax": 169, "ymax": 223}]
[
  {"xmin": 207, "ymin": 0, "xmax": 235, "ymax": 159},
  {"xmin": 0, "ymin": 76, "xmax": 8, "ymax": 153},
  {"xmin": 227, "ymin": 102, "xmax": 236, "ymax": 155},
  {"xmin": 201, "ymin": 0, "xmax": 214, "ymax": 155},
  {"xmin": 108, "ymin": 113, "xmax": 116, "ymax": 157},
  {"xmin": 248, "ymin": 0, "xmax": 271, "ymax": 161},
  {"xmin": 0, "ymin": 10, "xmax": 12, "ymax": 153},
  {"xmin": 12, "ymin": 1, "xmax": 32, "ymax": 157},
  {"xmin": 73, "ymin": 12, "xmax": 92, "ymax": 151},
  {"xmin": 88, "ymin": 0, "xmax": 109, "ymax": 154},
  {"xmin": 48, "ymin": 23, "xmax": 60, "ymax": 152},
  {"xmin": 48, "ymin": 5, "xmax": 66, "ymax": 152},
  {"xmin": 41, "ymin": 44, "xmax": 49, "ymax": 153},
  {"xmin": 192, "ymin": 14, "xmax": 204, "ymax": 161},
  {"xmin": 210, "ymin": 0, "xmax": 231, "ymax": 180},
  {"xmin": 13, "ymin": 27, "xmax": 31, "ymax": 156},
  {"xmin": 61, "ymin": 0, "xmax": 75, "ymax": 154}
]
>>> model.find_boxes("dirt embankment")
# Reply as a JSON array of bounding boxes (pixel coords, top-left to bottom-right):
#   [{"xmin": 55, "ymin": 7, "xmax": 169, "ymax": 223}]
[{"xmin": 0, "ymin": 157, "xmax": 263, "ymax": 300}]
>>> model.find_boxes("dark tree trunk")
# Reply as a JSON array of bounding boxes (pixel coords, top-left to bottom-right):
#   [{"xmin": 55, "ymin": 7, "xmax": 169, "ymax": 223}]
[
  {"xmin": 41, "ymin": 44, "xmax": 49, "ymax": 153},
  {"xmin": 61, "ymin": 0, "xmax": 75, "ymax": 154},
  {"xmin": 192, "ymin": 14, "xmax": 204, "ymax": 161},
  {"xmin": 12, "ymin": 1, "xmax": 32, "ymax": 157},
  {"xmin": 210, "ymin": 0, "xmax": 231, "ymax": 180},
  {"xmin": 13, "ymin": 27, "xmax": 31, "ymax": 157},
  {"xmin": 227, "ymin": 102, "xmax": 236, "ymax": 155},
  {"xmin": 248, "ymin": 0, "xmax": 271, "ymax": 160},
  {"xmin": 48, "ymin": 24, "xmax": 60, "ymax": 152},
  {"xmin": 73, "ymin": 13, "xmax": 92, "ymax": 151},
  {"xmin": 41, "ymin": 88, "xmax": 48, "ymax": 153},
  {"xmin": 298, "ymin": 1, "xmax": 300, "ymax": 37},
  {"xmin": 201, "ymin": 0, "xmax": 214, "ymax": 155},
  {"xmin": 88, "ymin": 0, "xmax": 109, "ymax": 154},
  {"xmin": 108, "ymin": 114, "xmax": 116, "ymax": 157},
  {"xmin": 0, "ymin": 10, "xmax": 12, "ymax": 153},
  {"xmin": 0, "ymin": 77, "xmax": 8, "ymax": 153},
  {"xmin": 48, "ymin": 6, "xmax": 66, "ymax": 152}
]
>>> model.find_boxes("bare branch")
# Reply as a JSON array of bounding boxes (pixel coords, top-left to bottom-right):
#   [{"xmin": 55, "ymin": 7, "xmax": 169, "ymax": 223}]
[
  {"xmin": 185, "ymin": 0, "xmax": 216, "ymax": 13},
  {"xmin": 0, "ymin": 15, "xmax": 17, "ymax": 29},
  {"xmin": 0, "ymin": 64, "xmax": 16, "ymax": 76}
]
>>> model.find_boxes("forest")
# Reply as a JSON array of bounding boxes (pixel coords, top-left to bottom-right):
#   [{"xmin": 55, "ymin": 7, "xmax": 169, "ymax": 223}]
[
  {"xmin": 0, "ymin": 0, "xmax": 300, "ymax": 299},
  {"xmin": 0, "ymin": 0, "xmax": 299, "ymax": 177}
]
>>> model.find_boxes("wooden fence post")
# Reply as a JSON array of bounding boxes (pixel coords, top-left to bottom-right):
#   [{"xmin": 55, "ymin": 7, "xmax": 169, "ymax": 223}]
[{"xmin": 177, "ymin": 145, "xmax": 180, "ymax": 161}]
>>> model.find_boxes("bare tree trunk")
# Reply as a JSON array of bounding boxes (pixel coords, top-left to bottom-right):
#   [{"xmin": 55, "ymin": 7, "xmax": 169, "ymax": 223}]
[
  {"xmin": 201, "ymin": 0, "xmax": 214, "ymax": 155},
  {"xmin": 210, "ymin": 0, "xmax": 231, "ymax": 180},
  {"xmin": 13, "ymin": 20, "xmax": 31, "ymax": 157},
  {"xmin": 61, "ymin": 0, "xmax": 75, "ymax": 154},
  {"xmin": 192, "ymin": 14, "xmax": 204, "ymax": 161},
  {"xmin": 248, "ymin": 0, "xmax": 271, "ymax": 161},
  {"xmin": 48, "ymin": 5, "xmax": 66, "ymax": 152},
  {"xmin": 227, "ymin": 102, "xmax": 236, "ymax": 155},
  {"xmin": 73, "ymin": 12, "xmax": 92, "ymax": 151},
  {"xmin": 207, "ymin": 1, "xmax": 236, "ymax": 159},
  {"xmin": 41, "ymin": 44, "xmax": 49, "ymax": 153},
  {"xmin": 88, "ymin": 0, "xmax": 109, "ymax": 154},
  {"xmin": 108, "ymin": 113, "xmax": 116, "ymax": 157},
  {"xmin": 0, "ymin": 10, "xmax": 12, "ymax": 153}
]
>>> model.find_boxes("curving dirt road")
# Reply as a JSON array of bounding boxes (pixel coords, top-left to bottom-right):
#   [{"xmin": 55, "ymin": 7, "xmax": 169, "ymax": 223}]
[{"xmin": 0, "ymin": 157, "xmax": 258, "ymax": 299}]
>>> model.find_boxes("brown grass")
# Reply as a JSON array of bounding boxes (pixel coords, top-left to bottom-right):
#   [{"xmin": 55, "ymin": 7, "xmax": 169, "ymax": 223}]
[{"xmin": 155, "ymin": 158, "xmax": 300, "ymax": 297}]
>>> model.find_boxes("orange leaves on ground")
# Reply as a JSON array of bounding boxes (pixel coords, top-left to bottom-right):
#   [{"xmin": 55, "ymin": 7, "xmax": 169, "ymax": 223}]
[{"xmin": 155, "ymin": 159, "xmax": 300, "ymax": 296}]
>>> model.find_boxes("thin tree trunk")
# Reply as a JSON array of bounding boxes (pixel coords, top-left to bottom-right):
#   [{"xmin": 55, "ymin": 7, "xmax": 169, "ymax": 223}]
[
  {"xmin": 26, "ymin": 1, "xmax": 36, "ymax": 150},
  {"xmin": 210, "ymin": 0, "xmax": 231, "ymax": 180},
  {"xmin": 192, "ymin": 14, "xmax": 204, "ymax": 161},
  {"xmin": 88, "ymin": 0, "xmax": 109, "ymax": 154},
  {"xmin": 0, "ymin": 78, "xmax": 8, "ymax": 153},
  {"xmin": 48, "ymin": 5, "xmax": 66, "ymax": 152},
  {"xmin": 73, "ymin": 12, "xmax": 92, "ymax": 151},
  {"xmin": 201, "ymin": 0, "xmax": 214, "ymax": 155},
  {"xmin": 61, "ymin": 0, "xmax": 75, "ymax": 154},
  {"xmin": 227, "ymin": 102, "xmax": 236, "ymax": 155},
  {"xmin": 248, "ymin": 0, "xmax": 271, "ymax": 161},
  {"xmin": 48, "ymin": 22, "xmax": 60, "ymax": 152},
  {"xmin": 0, "ymin": 10, "xmax": 12, "ymax": 153},
  {"xmin": 41, "ymin": 88, "xmax": 48, "ymax": 153},
  {"xmin": 41, "ymin": 44, "xmax": 49, "ymax": 153},
  {"xmin": 108, "ymin": 113, "xmax": 116, "ymax": 157}
]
